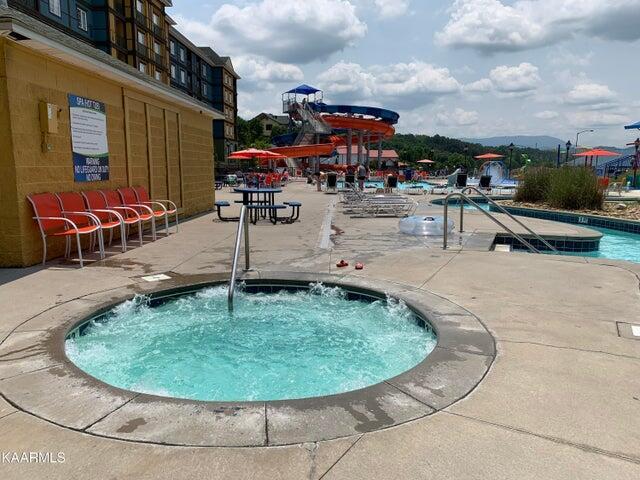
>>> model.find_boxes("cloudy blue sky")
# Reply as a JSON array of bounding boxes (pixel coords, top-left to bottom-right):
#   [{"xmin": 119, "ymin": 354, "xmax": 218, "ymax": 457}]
[{"xmin": 169, "ymin": 0, "xmax": 640, "ymax": 147}]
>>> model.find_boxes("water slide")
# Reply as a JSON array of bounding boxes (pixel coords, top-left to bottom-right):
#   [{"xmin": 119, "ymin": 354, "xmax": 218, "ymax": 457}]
[{"xmin": 268, "ymin": 100, "xmax": 398, "ymax": 159}]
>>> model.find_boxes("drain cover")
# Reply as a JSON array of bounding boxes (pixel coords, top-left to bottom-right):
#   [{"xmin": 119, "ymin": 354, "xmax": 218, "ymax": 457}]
[
  {"xmin": 141, "ymin": 274, "xmax": 172, "ymax": 282},
  {"xmin": 616, "ymin": 322, "xmax": 640, "ymax": 340}
]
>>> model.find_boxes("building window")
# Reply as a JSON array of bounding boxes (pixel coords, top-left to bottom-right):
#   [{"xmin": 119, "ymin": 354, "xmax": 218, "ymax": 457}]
[
  {"xmin": 154, "ymin": 71, "xmax": 162, "ymax": 81},
  {"xmin": 180, "ymin": 69, "xmax": 186, "ymax": 84},
  {"xmin": 136, "ymin": 0, "xmax": 144, "ymax": 14},
  {"xmin": 169, "ymin": 41, "xmax": 175, "ymax": 56},
  {"xmin": 77, "ymin": 8, "xmax": 88, "ymax": 31},
  {"xmin": 137, "ymin": 31, "xmax": 145, "ymax": 46},
  {"xmin": 152, "ymin": 12, "xmax": 160, "ymax": 25},
  {"xmin": 170, "ymin": 64, "xmax": 176, "ymax": 79},
  {"xmin": 265, "ymin": 123, "xmax": 272, "ymax": 131},
  {"xmin": 201, "ymin": 64, "xmax": 207, "ymax": 77},
  {"xmin": 153, "ymin": 42, "xmax": 161, "ymax": 55},
  {"xmin": 179, "ymin": 48, "xmax": 185, "ymax": 62},
  {"xmin": 139, "ymin": 62, "xmax": 146, "ymax": 74},
  {"xmin": 49, "ymin": 0, "xmax": 61, "ymax": 17},
  {"xmin": 202, "ymin": 83, "xmax": 208, "ymax": 96}
]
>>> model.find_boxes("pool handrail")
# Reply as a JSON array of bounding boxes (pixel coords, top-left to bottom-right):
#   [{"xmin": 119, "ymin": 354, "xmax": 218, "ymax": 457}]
[
  {"xmin": 228, "ymin": 205, "xmax": 250, "ymax": 312},
  {"xmin": 443, "ymin": 193, "xmax": 542, "ymax": 254},
  {"xmin": 461, "ymin": 187, "xmax": 559, "ymax": 254}
]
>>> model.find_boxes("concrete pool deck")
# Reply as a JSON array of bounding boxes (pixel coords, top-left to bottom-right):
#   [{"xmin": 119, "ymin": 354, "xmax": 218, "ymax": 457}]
[{"xmin": 0, "ymin": 182, "xmax": 639, "ymax": 479}]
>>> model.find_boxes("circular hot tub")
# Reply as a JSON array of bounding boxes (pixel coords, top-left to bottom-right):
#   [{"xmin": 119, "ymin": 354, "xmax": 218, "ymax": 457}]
[
  {"xmin": 0, "ymin": 274, "xmax": 495, "ymax": 446},
  {"xmin": 66, "ymin": 283, "xmax": 437, "ymax": 402}
]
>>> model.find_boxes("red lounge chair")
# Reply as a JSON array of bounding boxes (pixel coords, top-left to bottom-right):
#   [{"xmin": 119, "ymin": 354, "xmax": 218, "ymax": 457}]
[
  {"xmin": 27, "ymin": 193, "xmax": 104, "ymax": 267},
  {"xmin": 133, "ymin": 186, "xmax": 178, "ymax": 233},
  {"xmin": 100, "ymin": 190, "xmax": 151, "ymax": 242},
  {"xmin": 117, "ymin": 187, "xmax": 162, "ymax": 239},
  {"xmin": 81, "ymin": 190, "xmax": 139, "ymax": 252}
]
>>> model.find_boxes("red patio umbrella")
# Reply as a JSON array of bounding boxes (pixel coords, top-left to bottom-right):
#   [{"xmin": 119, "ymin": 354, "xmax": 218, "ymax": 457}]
[
  {"xmin": 417, "ymin": 159, "xmax": 435, "ymax": 164},
  {"xmin": 228, "ymin": 148, "xmax": 286, "ymax": 160},
  {"xmin": 474, "ymin": 153, "xmax": 505, "ymax": 160},
  {"xmin": 573, "ymin": 148, "xmax": 618, "ymax": 168}
]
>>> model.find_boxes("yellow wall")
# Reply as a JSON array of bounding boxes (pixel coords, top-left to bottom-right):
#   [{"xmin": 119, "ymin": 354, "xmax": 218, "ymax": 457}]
[{"xmin": 0, "ymin": 38, "xmax": 215, "ymax": 267}]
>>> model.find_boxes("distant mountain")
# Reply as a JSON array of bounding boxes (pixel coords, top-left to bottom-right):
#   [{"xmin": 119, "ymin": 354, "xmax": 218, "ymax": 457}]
[{"xmin": 460, "ymin": 135, "xmax": 566, "ymax": 150}]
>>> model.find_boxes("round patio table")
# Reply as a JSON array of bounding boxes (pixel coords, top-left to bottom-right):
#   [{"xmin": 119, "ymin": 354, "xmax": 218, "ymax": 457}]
[{"xmin": 233, "ymin": 187, "xmax": 283, "ymax": 223}]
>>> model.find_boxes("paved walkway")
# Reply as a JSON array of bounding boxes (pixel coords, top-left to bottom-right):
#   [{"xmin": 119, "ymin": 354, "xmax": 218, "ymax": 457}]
[{"xmin": 0, "ymin": 182, "xmax": 639, "ymax": 479}]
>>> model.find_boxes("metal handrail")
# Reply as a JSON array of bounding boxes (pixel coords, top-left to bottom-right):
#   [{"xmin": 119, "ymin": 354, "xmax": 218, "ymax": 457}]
[
  {"xmin": 228, "ymin": 206, "xmax": 250, "ymax": 312},
  {"xmin": 443, "ymin": 193, "xmax": 541, "ymax": 254},
  {"xmin": 461, "ymin": 187, "xmax": 559, "ymax": 253}
]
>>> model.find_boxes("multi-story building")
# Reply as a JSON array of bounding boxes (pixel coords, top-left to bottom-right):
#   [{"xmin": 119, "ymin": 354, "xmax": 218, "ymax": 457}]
[
  {"xmin": 0, "ymin": 3, "xmax": 224, "ymax": 265},
  {"xmin": 198, "ymin": 47, "xmax": 239, "ymax": 163},
  {"xmin": 167, "ymin": 32, "xmax": 239, "ymax": 164},
  {"xmin": 6, "ymin": 0, "xmax": 238, "ymax": 162}
]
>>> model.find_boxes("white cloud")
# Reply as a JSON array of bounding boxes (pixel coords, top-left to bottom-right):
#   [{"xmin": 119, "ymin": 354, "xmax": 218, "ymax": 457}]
[
  {"xmin": 233, "ymin": 56, "xmax": 304, "ymax": 91},
  {"xmin": 489, "ymin": 63, "xmax": 541, "ymax": 94},
  {"xmin": 548, "ymin": 50, "xmax": 594, "ymax": 68},
  {"xmin": 436, "ymin": 0, "xmax": 640, "ymax": 54},
  {"xmin": 374, "ymin": 0, "xmax": 410, "ymax": 18},
  {"xmin": 463, "ymin": 78, "xmax": 493, "ymax": 93},
  {"xmin": 174, "ymin": 0, "xmax": 367, "ymax": 64},
  {"xmin": 436, "ymin": 108, "xmax": 479, "ymax": 127},
  {"xmin": 567, "ymin": 111, "xmax": 631, "ymax": 128},
  {"xmin": 565, "ymin": 83, "xmax": 617, "ymax": 106},
  {"xmin": 534, "ymin": 110, "xmax": 559, "ymax": 120},
  {"xmin": 318, "ymin": 61, "xmax": 461, "ymax": 109}
]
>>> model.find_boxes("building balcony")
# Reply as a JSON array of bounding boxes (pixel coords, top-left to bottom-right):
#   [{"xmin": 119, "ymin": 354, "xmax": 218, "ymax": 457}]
[
  {"xmin": 8, "ymin": 0, "xmax": 37, "ymax": 11},
  {"xmin": 115, "ymin": 35, "xmax": 128, "ymax": 51},
  {"xmin": 152, "ymin": 23, "xmax": 165, "ymax": 39},
  {"xmin": 136, "ymin": 42, "xmax": 149, "ymax": 59},
  {"xmin": 135, "ymin": 12, "xmax": 147, "ymax": 28},
  {"xmin": 113, "ymin": 0, "xmax": 126, "ymax": 17},
  {"xmin": 154, "ymin": 53, "xmax": 166, "ymax": 68}
]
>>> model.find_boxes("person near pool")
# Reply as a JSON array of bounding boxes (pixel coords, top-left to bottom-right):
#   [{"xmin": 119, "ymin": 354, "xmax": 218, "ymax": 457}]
[{"xmin": 356, "ymin": 162, "xmax": 367, "ymax": 190}]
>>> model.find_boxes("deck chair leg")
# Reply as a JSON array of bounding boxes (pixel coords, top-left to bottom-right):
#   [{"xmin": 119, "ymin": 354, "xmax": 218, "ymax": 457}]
[
  {"xmin": 98, "ymin": 230, "xmax": 105, "ymax": 260},
  {"xmin": 138, "ymin": 222, "xmax": 143, "ymax": 246},
  {"xmin": 164, "ymin": 214, "xmax": 169, "ymax": 236},
  {"xmin": 76, "ymin": 233, "xmax": 83, "ymax": 268},
  {"xmin": 120, "ymin": 224, "xmax": 127, "ymax": 252},
  {"xmin": 174, "ymin": 212, "xmax": 179, "ymax": 233},
  {"xmin": 151, "ymin": 218, "xmax": 157, "ymax": 241},
  {"xmin": 41, "ymin": 235, "xmax": 47, "ymax": 266},
  {"xmin": 109, "ymin": 228, "xmax": 113, "ymax": 247}
]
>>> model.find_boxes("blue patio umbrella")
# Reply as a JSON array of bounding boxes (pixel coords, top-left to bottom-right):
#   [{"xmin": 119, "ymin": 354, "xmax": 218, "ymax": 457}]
[{"xmin": 624, "ymin": 121, "xmax": 640, "ymax": 130}]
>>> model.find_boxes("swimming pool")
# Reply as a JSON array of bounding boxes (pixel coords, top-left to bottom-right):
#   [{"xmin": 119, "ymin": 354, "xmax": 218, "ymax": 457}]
[
  {"xmin": 463, "ymin": 203, "xmax": 640, "ymax": 263},
  {"xmin": 564, "ymin": 226, "xmax": 640, "ymax": 263},
  {"xmin": 65, "ymin": 283, "xmax": 437, "ymax": 402}
]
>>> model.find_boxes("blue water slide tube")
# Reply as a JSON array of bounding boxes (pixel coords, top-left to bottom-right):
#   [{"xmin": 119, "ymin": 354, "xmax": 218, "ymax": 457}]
[{"xmin": 309, "ymin": 102, "xmax": 399, "ymax": 125}]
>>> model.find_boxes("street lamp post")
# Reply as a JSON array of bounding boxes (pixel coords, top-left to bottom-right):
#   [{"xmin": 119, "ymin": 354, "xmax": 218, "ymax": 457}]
[
  {"xmin": 565, "ymin": 141, "xmax": 572, "ymax": 165},
  {"xmin": 463, "ymin": 146, "xmax": 469, "ymax": 172},
  {"xmin": 508, "ymin": 143, "xmax": 514, "ymax": 178},
  {"xmin": 575, "ymin": 129, "xmax": 595, "ymax": 155},
  {"xmin": 634, "ymin": 137, "xmax": 640, "ymax": 189}
]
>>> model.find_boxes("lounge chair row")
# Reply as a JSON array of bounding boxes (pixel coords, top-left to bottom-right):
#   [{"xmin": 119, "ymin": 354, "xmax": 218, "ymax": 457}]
[
  {"xmin": 340, "ymin": 187, "xmax": 417, "ymax": 218},
  {"xmin": 27, "ymin": 187, "xmax": 178, "ymax": 267}
]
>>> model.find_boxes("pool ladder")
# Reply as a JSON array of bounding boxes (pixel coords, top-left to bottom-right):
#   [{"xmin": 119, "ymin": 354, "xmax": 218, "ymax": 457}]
[
  {"xmin": 443, "ymin": 187, "xmax": 559, "ymax": 254},
  {"xmin": 228, "ymin": 206, "xmax": 251, "ymax": 312}
]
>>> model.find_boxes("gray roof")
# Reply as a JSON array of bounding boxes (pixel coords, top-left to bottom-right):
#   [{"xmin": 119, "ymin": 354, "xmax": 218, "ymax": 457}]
[
  {"xmin": 0, "ymin": 5, "xmax": 224, "ymax": 118},
  {"xmin": 198, "ymin": 46, "xmax": 240, "ymax": 79},
  {"xmin": 253, "ymin": 113, "xmax": 290, "ymax": 125}
]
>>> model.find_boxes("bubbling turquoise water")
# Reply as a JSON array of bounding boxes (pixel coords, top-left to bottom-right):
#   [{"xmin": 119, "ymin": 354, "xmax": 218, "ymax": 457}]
[{"xmin": 66, "ymin": 284, "xmax": 437, "ymax": 402}]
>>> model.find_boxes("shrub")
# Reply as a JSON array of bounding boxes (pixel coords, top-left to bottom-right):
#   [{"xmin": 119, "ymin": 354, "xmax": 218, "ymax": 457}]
[
  {"xmin": 514, "ymin": 167, "xmax": 552, "ymax": 203},
  {"xmin": 547, "ymin": 167, "xmax": 604, "ymax": 210}
]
